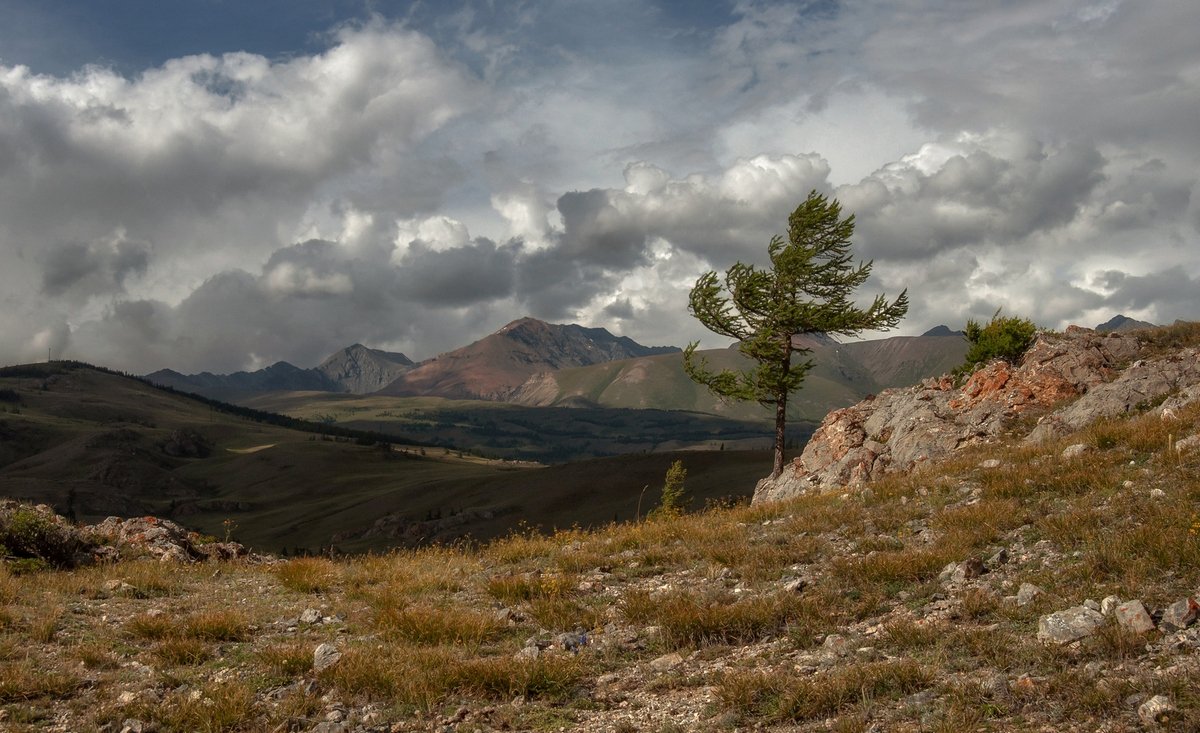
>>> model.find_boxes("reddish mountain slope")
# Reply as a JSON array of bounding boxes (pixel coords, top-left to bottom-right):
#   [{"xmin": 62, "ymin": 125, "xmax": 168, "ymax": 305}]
[{"xmin": 377, "ymin": 317, "xmax": 679, "ymax": 400}]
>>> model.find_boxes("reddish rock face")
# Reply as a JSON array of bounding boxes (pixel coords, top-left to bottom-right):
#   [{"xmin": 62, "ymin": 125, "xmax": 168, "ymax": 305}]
[{"xmin": 753, "ymin": 327, "xmax": 1188, "ymax": 504}]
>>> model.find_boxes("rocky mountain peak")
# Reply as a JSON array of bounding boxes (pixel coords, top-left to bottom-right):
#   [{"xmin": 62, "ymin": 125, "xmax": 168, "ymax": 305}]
[
  {"xmin": 379, "ymin": 317, "xmax": 678, "ymax": 400},
  {"xmin": 1095, "ymin": 314, "xmax": 1157, "ymax": 333},
  {"xmin": 921, "ymin": 325, "xmax": 963, "ymax": 337},
  {"xmin": 316, "ymin": 344, "xmax": 414, "ymax": 394}
]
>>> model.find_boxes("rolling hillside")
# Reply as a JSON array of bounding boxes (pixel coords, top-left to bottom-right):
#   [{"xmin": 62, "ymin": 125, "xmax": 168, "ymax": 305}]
[
  {"xmin": 0, "ymin": 363, "xmax": 771, "ymax": 553},
  {"xmin": 510, "ymin": 332, "xmax": 967, "ymax": 423}
]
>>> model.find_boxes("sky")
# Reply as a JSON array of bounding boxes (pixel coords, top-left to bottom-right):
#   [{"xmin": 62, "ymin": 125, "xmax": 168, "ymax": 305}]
[{"xmin": 0, "ymin": 0, "xmax": 1197, "ymax": 373}]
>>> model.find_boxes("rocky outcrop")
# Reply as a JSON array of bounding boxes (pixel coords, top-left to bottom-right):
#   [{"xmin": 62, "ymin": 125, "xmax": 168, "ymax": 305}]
[
  {"xmin": 754, "ymin": 327, "xmax": 1147, "ymax": 503},
  {"xmin": 0, "ymin": 501, "xmax": 250, "ymax": 567},
  {"xmin": 88, "ymin": 515, "xmax": 248, "ymax": 562},
  {"xmin": 1026, "ymin": 345, "xmax": 1200, "ymax": 443}
]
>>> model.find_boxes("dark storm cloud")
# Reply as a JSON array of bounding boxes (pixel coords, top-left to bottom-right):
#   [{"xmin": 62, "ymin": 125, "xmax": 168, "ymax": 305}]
[
  {"xmin": 556, "ymin": 190, "xmax": 651, "ymax": 269},
  {"xmin": 395, "ymin": 238, "xmax": 519, "ymax": 306},
  {"xmin": 40, "ymin": 235, "xmax": 150, "ymax": 297},
  {"xmin": 1094, "ymin": 267, "xmax": 1200, "ymax": 314}
]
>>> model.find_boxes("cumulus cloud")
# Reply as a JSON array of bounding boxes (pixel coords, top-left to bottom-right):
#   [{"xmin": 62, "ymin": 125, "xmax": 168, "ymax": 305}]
[{"xmin": 2, "ymin": 2, "xmax": 1199, "ymax": 371}]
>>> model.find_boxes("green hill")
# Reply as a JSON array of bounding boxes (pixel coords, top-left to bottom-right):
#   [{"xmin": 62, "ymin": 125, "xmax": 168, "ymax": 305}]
[{"xmin": 511, "ymin": 333, "xmax": 967, "ymax": 422}]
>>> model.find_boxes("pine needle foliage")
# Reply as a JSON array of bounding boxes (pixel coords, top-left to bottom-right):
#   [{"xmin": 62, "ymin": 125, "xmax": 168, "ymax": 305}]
[{"xmin": 683, "ymin": 190, "xmax": 908, "ymax": 476}]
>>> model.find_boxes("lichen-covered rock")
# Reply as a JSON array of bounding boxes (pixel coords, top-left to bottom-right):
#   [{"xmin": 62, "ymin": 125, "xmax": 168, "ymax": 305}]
[
  {"xmin": 1038, "ymin": 605, "xmax": 1105, "ymax": 644},
  {"xmin": 1158, "ymin": 597, "xmax": 1199, "ymax": 631},
  {"xmin": 86, "ymin": 515, "xmax": 247, "ymax": 563},
  {"xmin": 755, "ymin": 328, "xmax": 1144, "ymax": 503},
  {"xmin": 1138, "ymin": 695, "xmax": 1177, "ymax": 728},
  {"xmin": 1115, "ymin": 600, "xmax": 1155, "ymax": 634}
]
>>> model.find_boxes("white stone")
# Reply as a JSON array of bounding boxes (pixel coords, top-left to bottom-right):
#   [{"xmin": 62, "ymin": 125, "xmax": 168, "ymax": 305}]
[
  {"xmin": 1060, "ymin": 443, "xmax": 1090, "ymax": 459},
  {"xmin": 1138, "ymin": 695, "xmax": 1177, "ymax": 728},
  {"xmin": 313, "ymin": 643, "xmax": 341, "ymax": 673}
]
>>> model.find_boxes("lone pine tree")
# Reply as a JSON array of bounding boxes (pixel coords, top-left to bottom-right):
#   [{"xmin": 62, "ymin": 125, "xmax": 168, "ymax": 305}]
[{"xmin": 683, "ymin": 190, "xmax": 909, "ymax": 477}]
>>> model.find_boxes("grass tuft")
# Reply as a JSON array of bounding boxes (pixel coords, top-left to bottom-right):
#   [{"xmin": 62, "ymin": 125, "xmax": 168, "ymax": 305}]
[
  {"xmin": 718, "ymin": 660, "xmax": 931, "ymax": 723},
  {"xmin": 274, "ymin": 556, "xmax": 339, "ymax": 593},
  {"xmin": 621, "ymin": 588, "xmax": 818, "ymax": 648}
]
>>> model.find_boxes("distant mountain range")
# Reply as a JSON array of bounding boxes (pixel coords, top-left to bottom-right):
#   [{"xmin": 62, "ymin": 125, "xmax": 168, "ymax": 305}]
[
  {"xmin": 511, "ymin": 331, "xmax": 969, "ymax": 423},
  {"xmin": 147, "ymin": 343, "xmax": 415, "ymax": 402},
  {"xmin": 148, "ymin": 315, "xmax": 1155, "ymax": 417},
  {"xmin": 146, "ymin": 319, "xmax": 677, "ymax": 402}
]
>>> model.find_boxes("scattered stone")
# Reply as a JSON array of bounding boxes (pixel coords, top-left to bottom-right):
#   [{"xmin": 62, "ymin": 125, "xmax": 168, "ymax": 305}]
[
  {"xmin": 494, "ymin": 607, "xmax": 521, "ymax": 625},
  {"xmin": 514, "ymin": 645, "xmax": 541, "ymax": 661},
  {"xmin": 1060, "ymin": 443, "xmax": 1090, "ymax": 459},
  {"xmin": 1175, "ymin": 434, "xmax": 1200, "ymax": 453},
  {"xmin": 942, "ymin": 557, "xmax": 987, "ymax": 583},
  {"xmin": 555, "ymin": 630, "xmax": 588, "ymax": 653},
  {"xmin": 1138, "ymin": 695, "xmax": 1177, "ymax": 728},
  {"xmin": 902, "ymin": 689, "xmax": 936, "ymax": 708},
  {"xmin": 1149, "ymin": 488, "xmax": 1167, "ymax": 499},
  {"xmin": 1158, "ymin": 598, "xmax": 1199, "ymax": 631},
  {"xmin": 299, "ymin": 608, "xmax": 323, "ymax": 624},
  {"xmin": 822, "ymin": 634, "xmax": 850, "ymax": 657},
  {"xmin": 1101, "ymin": 595, "xmax": 1122, "ymax": 616},
  {"xmin": 313, "ymin": 643, "xmax": 341, "ymax": 673},
  {"xmin": 103, "ymin": 579, "xmax": 138, "ymax": 596},
  {"xmin": 782, "ymin": 577, "xmax": 807, "ymax": 593},
  {"xmin": 118, "ymin": 720, "xmax": 147, "ymax": 733},
  {"xmin": 1084, "ymin": 598, "xmax": 1102, "ymax": 612},
  {"xmin": 1017, "ymin": 583, "xmax": 1043, "ymax": 607},
  {"xmin": 986, "ymin": 548, "xmax": 1009, "ymax": 568},
  {"xmin": 1115, "ymin": 600, "xmax": 1155, "ymax": 634},
  {"xmin": 649, "ymin": 652, "xmax": 684, "ymax": 671},
  {"xmin": 1038, "ymin": 606, "xmax": 1105, "ymax": 644},
  {"xmin": 978, "ymin": 458, "xmax": 1002, "ymax": 469},
  {"xmin": 978, "ymin": 672, "xmax": 1009, "ymax": 700}
]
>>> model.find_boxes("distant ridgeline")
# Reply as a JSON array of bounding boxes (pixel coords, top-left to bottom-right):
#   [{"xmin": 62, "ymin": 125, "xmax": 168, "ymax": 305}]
[{"xmin": 0, "ymin": 360, "xmax": 423, "ymax": 448}]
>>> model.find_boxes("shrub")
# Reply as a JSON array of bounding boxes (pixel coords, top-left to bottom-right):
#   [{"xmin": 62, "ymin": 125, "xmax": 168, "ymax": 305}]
[
  {"xmin": 0, "ymin": 503, "xmax": 91, "ymax": 569},
  {"xmin": 954, "ymin": 310, "xmax": 1037, "ymax": 377},
  {"xmin": 652, "ymin": 460, "xmax": 688, "ymax": 518}
]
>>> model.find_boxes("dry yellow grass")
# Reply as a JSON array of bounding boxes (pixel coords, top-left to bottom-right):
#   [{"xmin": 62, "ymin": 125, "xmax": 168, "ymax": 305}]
[{"xmin": 1, "ymin": 382, "xmax": 1199, "ymax": 731}]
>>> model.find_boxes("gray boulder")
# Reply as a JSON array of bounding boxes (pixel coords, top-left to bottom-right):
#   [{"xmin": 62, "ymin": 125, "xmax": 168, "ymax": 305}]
[{"xmin": 1037, "ymin": 605, "xmax": 1105, "ymax": 644}]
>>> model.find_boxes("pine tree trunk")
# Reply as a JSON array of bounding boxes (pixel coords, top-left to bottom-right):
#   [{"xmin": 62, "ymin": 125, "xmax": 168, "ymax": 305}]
[
  {"xmin": 773, "ymin": 395, "xmax": 787, "ymax": 477},
  {"xmin": 773, "ymin": 334, "xmax": 792, "ymax": 478}
]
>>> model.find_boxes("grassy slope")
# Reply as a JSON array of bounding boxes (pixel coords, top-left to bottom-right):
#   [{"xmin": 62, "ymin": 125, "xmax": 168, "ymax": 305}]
[{"xmin": 3, "ymin": 376, "xmax": 1199, "ymax": 731}]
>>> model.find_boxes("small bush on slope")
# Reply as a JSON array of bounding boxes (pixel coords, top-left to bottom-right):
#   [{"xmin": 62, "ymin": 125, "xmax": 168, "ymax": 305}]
[{"xmin": 954, "ymin": 309, "xmax": 1037, "ymax": 378}]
